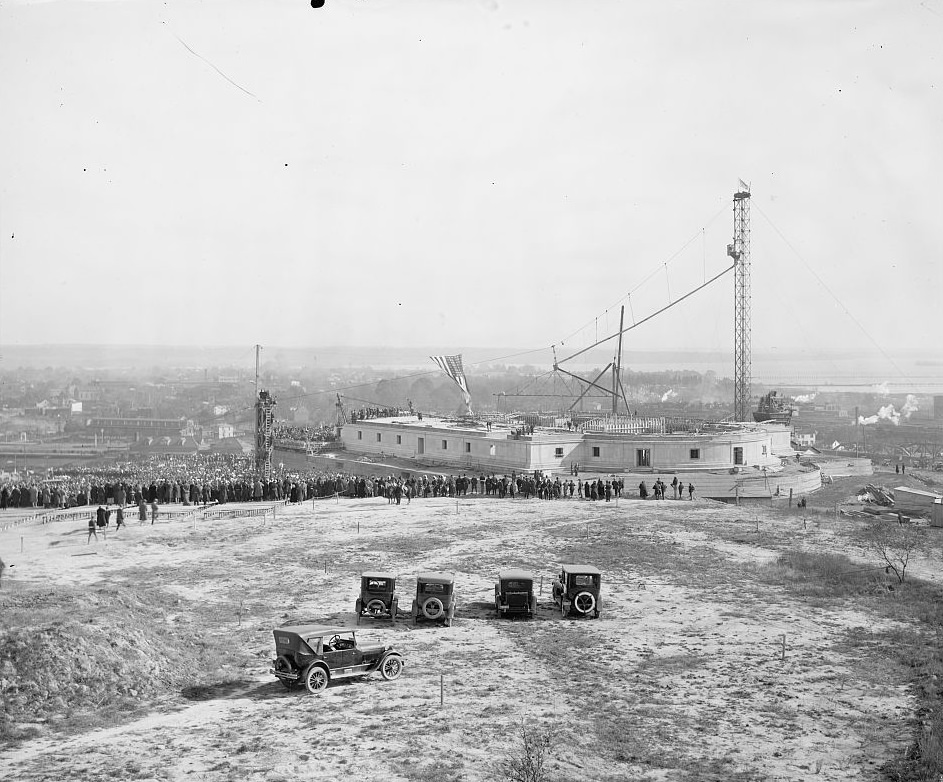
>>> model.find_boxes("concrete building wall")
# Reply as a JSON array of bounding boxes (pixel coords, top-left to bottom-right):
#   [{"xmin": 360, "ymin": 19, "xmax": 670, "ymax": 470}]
[
  {"xmin": 343, "ymin": 420, "xmax": 583, "ymax": 472},
  {"xmin": 341, "ymin": 418, "xmax": 781, "ymax": 474}
]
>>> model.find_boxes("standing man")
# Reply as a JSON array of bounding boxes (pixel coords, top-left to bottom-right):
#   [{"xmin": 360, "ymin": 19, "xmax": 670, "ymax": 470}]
[
  {"xmin": 688, "ymin": 482, "xmax": 695, "ymax": 500},
  {"xmin": 150, "ymin": 499, "xmax": 159, "ymax": 525},
  {"xmin": 115, "ymin": 506, "xmax": 125, "ymax": 531},
  {"xmin": 88, "ymin": 513, "xmax": 99, "ymax": 543}
]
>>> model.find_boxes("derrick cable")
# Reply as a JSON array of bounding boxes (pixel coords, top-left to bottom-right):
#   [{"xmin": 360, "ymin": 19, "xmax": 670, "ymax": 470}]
[
  {"xmin": 752, "ymin": 203, "xmax": 908, "ymax": 380},
  {"xmin": 240, "ymin": 203, "xmax": 732, "ymax": 417},
  {"xmin": 558, "ymin": 264, "xmax": 735, "ymax": 365},
  {"xmin": 555, "ymin": 203, "xmax": 728, "ymax": 347}
]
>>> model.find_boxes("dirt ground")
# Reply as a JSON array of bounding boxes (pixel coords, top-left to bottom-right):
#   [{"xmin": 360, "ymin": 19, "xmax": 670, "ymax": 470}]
[{"xmin": 2, "ymin": 486, "xmax": 941, "ymax": 781}]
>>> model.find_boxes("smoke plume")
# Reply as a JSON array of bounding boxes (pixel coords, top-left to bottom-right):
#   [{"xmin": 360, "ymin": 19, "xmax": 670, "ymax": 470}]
[
  {"xmin": 857, "ymin": 394, "xmax": 919, "ymax": 426},
  {"xmin": 661, "ymin": 389, "xmax": 678, "ymax": 403}
]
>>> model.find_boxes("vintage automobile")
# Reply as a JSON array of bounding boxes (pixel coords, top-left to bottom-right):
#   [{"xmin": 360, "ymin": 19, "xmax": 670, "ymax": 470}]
[
  {"xmin": 270, "ymin": 624, "xmax": 405, "ymax": 694},
  {"xmin": 355, "ymin": 571, "xmax": 399, "ymax": 624},
  {"xmin": 551, "ymin": 563, "xmax": 601, "ymax": 618},
  {"xmin": 411, "ymin": 571, "xmax": 456, "ymax": 626},
  {"xmin": 494, "ymin": 569, "xmax": 537, "ymax": 618}
]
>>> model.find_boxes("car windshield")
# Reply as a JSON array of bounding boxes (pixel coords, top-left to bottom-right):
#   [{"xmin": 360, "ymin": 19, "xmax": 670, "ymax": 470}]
[
  {"xmin": 503, "ymin": 580, "xmax": 531, "ymax": 590},
  {"xmin": 421, "ymin": 582, "xmax": 448, "ymax": 593},
  {"xmin": 365, "ymin": 579, "xmax": 390, "ymax": 592},
  {"xmin": 322, "ymin": 633, "xmax": 356, "ymax": 652},
  {"xmin": 572, "ymin": 574, "xmax": 596, "ymax": 587}
]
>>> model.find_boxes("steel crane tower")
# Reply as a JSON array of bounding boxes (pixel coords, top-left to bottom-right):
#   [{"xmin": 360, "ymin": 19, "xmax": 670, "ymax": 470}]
[{"xmin": 727, "ymin": 183, "xmax": 752, "ymax": 421}]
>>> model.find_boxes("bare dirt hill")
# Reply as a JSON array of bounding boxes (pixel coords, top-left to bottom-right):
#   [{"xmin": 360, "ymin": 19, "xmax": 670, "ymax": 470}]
[{"xmin": 2, "ymin": 494, "xmax": 942, "ymax": 781}]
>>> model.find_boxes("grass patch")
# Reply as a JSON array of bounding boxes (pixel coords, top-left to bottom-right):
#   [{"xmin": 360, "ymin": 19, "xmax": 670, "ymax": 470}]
[
  {"xmin": 758, "ymin": 549, "xmax": 887, "ymax": 600},
  {"xmin": 395, "ymin": 757, "xmax": 466, "ymax": 782},
  {"xmin": 761, "ymin": 550, "xmax": 943, "ymax": 781}
]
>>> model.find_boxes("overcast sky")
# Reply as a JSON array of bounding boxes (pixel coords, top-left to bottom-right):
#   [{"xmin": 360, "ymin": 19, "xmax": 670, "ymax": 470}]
[{"xmin": 1, "ymin": 0, "xmax": 941, "ymax": 368}]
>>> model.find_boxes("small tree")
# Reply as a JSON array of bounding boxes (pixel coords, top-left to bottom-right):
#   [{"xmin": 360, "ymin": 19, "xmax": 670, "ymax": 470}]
[
  {"xmin": 501, "ymin": 720, "xmax": 557, "ymax": 782},
  {"xmin": 864, "ymin": 519, "xmax": 927, "ymax": 584}
]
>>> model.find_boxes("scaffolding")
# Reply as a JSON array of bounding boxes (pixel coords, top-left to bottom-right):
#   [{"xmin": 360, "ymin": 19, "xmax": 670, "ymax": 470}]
[{"xmin": 255, "ymin": 389, "xmax": 276, "ymax": 478}]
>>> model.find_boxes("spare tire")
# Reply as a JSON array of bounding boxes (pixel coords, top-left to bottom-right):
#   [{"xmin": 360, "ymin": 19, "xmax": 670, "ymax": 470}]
[
  {"xmin": 422, "ymin": 597, "xmax": 444, "ymax": 620},
  {"xmin": 274, "ymin": 654, "xmax": 296, "ymax": 689},
  {"xmin": 365, "ymin": 598, "xmax": 387, "ymax": 615},
  {"xmin": 573, "ymin": 591, "xmax": 596, "ymax": 615}
]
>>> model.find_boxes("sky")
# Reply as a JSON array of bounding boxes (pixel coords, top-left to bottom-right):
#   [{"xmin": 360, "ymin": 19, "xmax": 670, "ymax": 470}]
[{"xmin": 1, "ymin": 0, "xmax": 941, "ymax": 371}]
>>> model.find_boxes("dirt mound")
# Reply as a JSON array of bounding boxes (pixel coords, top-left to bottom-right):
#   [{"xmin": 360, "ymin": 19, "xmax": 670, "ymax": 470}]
[{"xmin": 1, "ymin": 585, "xmax": 220, "ymax": 745}]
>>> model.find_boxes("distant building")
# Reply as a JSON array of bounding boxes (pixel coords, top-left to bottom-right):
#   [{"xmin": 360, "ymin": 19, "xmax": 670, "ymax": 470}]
[
  {"xmin": 794, "ymin": 431, "xmax": 817, "ymax": 447},
  {"xmin": 89, "ymin": 417, "xmax": 186, "ymax": 439},
  {"xmin": 76, "ymin": 387, "xmax": 102, "ymax": 403}
]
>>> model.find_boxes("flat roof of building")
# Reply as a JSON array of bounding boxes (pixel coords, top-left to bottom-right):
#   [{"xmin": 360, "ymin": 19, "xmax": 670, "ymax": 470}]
[{"xmin": 347, "ymin": 415, "xmax": 761, "ymax": 441}]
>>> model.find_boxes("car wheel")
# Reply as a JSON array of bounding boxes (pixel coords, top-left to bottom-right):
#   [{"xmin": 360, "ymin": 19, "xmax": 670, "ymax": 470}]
[
  {"xmin": 380, "ymin": 655, "xmax": 403, "ymax": 681},
  {"xmin": 304, "ymin": 665, "xmax": 329, "ymax": 694},
  {"xmin": 365, "ymin": 599, "xmax": 387, "ymax": 616},
  {"xmin": 573, "ymin": 591, "xmax": 596, "ymax": 615},
  {"xmin": 422, "ymin": 597, "xmax": 444, "ymax": 620}
]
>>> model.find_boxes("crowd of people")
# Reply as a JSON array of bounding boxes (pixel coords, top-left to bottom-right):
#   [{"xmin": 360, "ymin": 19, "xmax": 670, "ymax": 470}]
[
  {"xmin": 638, "ymin": 477, "xmax": 695, "ymax": 500},
  {"xmin": 348, "ymin": 405, "xmax": 409, "ymax": 422},
  {"xmin": 331, "ymin": 473, "xmax": 632, "ymax": 503},
  {"xmin": 1, "ymin": 451, "xmax": 696, "ymax": 515},
  {"xmin": 0, "ymin": 454, "xmax": 307, "ymax": 511},
  {"xmin": 272, "ymin": 423, "xmax": 336, "ymax": 442}
]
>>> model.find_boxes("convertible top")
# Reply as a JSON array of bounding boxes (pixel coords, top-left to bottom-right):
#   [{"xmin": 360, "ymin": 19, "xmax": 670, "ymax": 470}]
[
  {"xmin": 498, "ymin": 568, "xmax": 534, "ymax": 581},
  {"xmin": 276, "ymin": 624, "xmax": 358, "ymax": 639},
  {"xmin": 416, "ymin": 571, "xmax": 455, "ymax": 583},
  {"xmin": 560, "ymin": 564, "xmax": 601, "ymax": 575}
]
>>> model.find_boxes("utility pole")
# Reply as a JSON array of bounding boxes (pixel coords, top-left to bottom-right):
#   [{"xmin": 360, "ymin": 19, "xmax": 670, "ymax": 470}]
[
  {"xmin": 613, "ymin": 306, "xmax": 625, "ymax": 416},
  {"xmin": 254, "ymin": 343, "xmax": 260, "ymax": 472},
  {"xmin": 255, "ymin": 344, "xmax": 261, "ymax": 401},
  {"xmin": 728, "ymin": 182, "xmax": 752, "ymax": 422}
]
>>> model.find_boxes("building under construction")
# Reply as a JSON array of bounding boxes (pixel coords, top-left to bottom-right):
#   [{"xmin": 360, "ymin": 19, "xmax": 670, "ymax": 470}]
[{"xmin": 336, "ymin": 184, "xmax": 822, "ymax": 499}]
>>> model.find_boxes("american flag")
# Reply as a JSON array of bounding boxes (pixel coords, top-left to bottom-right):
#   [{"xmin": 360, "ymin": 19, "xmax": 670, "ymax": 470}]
[{"xmin": 430, "ymin": 354, "xmax": 472, "ymax": 411}]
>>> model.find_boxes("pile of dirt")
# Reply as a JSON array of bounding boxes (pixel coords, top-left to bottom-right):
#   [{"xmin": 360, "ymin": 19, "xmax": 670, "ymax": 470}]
[{"xmin": 1, "ymin": 584, "xmax": 222, "ymax": 743}]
